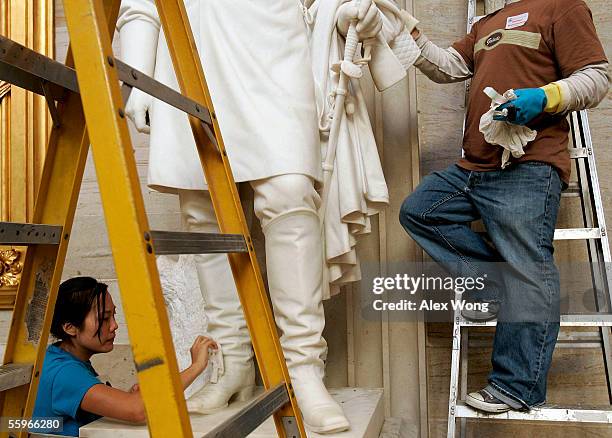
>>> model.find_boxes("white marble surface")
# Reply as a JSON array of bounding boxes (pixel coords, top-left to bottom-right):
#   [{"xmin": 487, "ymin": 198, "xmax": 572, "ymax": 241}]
[{"xmin": 79, "ymin": 387, "xmax": 384, "ymax": 438}]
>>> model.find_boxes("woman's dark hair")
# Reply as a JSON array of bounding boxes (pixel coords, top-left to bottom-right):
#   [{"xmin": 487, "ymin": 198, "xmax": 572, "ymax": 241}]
[{"xmin": 50, "ymin": 276, "xmax": 109, "ymax": 341}]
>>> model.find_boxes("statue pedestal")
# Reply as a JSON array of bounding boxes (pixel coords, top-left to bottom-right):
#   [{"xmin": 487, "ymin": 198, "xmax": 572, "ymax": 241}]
[{"xmin": 79, "ymin": 387, "xmax": 384, "ymax": 437}]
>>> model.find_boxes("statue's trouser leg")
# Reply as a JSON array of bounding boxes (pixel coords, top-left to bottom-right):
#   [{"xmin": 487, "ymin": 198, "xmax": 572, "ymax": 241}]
[
  {"xmin": 179, "ymin": 174, "xmax": 349, "ymax": 432},
  {"xmin": 251, "ymin": 174, "xmax": 349, "ymax": 434},
  {"xmin": 179, "ymin": 189, "xmax": 256, "ymax": 413}
]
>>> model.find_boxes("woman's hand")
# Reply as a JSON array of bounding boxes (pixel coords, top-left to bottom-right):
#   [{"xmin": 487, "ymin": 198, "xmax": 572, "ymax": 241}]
[
  {"xmin": 178, "ymin": 336, "xmax": 218, "ymax": 390},
  {"xmin": 189, "ymin": 335, "xmax": 218, "ymax": 373}
]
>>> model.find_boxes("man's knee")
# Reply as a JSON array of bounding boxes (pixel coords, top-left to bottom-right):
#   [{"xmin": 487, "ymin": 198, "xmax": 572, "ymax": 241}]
[{"xmin": 399, "ymin": 189, "xmax": 428, "ymax": 232}]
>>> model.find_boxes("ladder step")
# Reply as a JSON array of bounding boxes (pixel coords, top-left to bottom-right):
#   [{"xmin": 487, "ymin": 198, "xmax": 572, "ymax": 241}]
[
  {"xmin": 0, "ymin": 363, "xmax": 33, "ymax": 392},
  {"xmin": 459, "ymin": 313, "xmax": 612, "ymax": 327},
  {"xmin": 455, "ymin": 401, "xmax": 612, "ymax": 423},
  {"xmin": 203, "ymin": 383, "xmax": 290, "ymax": 438},
  {"xmin": 467, "ymin": 331, "xmax": 604, "ymax": 349},
  {"xmin": 0, "ymin": 222, "xmax": 62, "ymax": 245},
  {"xmin": 149, "ymin": 230, "xmax": 248, "ymax": 255},
  {"xmin": 553, "ymin": 227, "xmax": 602, "ymax": 240},
  {"xmin": 569, "ymin": 147, "xmax": 589, "ymax": 159},
  {"xmin": 477, "ymin": 227, "xmax": 603, "ymax": 241},
  {"xmin": 561, "ymin": 181, "xmax": 580, "ymax": 198}
]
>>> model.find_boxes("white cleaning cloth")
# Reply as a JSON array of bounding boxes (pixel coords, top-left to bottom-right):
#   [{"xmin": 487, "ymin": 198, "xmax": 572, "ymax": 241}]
[
  {"xmin": 479, "ymin": 87, "xmax": 537, "ymax": 169},
  {"xmin": 208, "ymin": 348, "xmax": 224, "ymax": 384}
]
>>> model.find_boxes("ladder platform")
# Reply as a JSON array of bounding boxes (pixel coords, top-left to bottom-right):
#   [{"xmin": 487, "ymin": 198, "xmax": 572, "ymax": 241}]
[
  {"xmin": 0, "ymin": 363, "xmax": 33, "ymax": 391},
  {"xmin": 80, "ymin": 387, "xmax": 384, "ymax": 437},
  {"xmin": 459, "ymin": 313, "xmax": 612, "ymax": 327},
  {"xmin": 455, "ymin": 401, "xmax": 612, "ymax": 423},
  {"xmin": 149, "ymin": 230, "xmax": 248, "ymax": 255},
  {"xmin": 0, "ymin": 222, "xmax": 62, "ymax": 245}
]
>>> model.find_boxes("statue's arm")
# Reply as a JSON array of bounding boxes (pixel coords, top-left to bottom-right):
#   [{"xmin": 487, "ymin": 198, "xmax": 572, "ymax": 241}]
[{"xmin": 117, "ymin": 0, "xmax": 160, "ymax": 76}]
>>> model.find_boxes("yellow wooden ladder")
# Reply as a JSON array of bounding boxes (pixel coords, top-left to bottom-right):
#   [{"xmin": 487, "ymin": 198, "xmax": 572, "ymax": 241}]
[{"xmin": 0, "ymin": 0, "xmax": 304, "ymax": 436}]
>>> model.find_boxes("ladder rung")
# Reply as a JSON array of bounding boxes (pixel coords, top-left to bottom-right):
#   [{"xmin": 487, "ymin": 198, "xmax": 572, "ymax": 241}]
[
  {"xmin": 203, "ymin": 383, "xmax": 289, "ymax": 438},
  {"xmin": 149, "ymin": 230, "xmax": 248, "ymax": 255},
  {"xmin": 561, "ymin": 181, "xmax": 580, "ymax": 197},
  {"xmin": 460, "ymin": 313, "xmax": 612, "ymax": 327},
  {"xmin": 0, "ymin": 35, "xmax": 78, "ymax": 98},
  {"xmin": 0, "ymin": 363, "xmax": 33, "ymax": 392},
  {"xmin": 468, "ymin": 331, "xmax": 603, "ymax": 349},
  {"xmin": 455, "ymin": 402, "xmax": 612, "ymax": 423},
  {"xmin": 476, "ymin": 227, "xmax": 603, "ymax": 240},
  {"xmin": 569, "ymin": 147, "xmax": 589, "ymax": 159},
  {"xmin": 553, "ymin": 227, "xmax": 602, "ymax": 240},
  {"xmin": 0, "ymin": 222, "xmax": 62, "ymax": 245}
]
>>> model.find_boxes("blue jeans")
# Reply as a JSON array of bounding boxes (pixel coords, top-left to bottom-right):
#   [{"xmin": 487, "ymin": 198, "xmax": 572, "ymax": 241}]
[{"xmin": 399, "ymin": 163, "xmax": 563, "ymax": 409}]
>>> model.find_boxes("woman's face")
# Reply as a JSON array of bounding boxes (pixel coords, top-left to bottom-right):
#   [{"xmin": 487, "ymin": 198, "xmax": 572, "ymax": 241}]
[{"xmin": 74, "ymin": 291, "xmax": 118, "ymax": 354}]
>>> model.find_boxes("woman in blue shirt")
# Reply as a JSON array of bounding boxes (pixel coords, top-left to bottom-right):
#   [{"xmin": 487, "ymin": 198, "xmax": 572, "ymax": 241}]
[{"xmin": 33, "ymin": 276, "xmax": 217, "ymax": 436}]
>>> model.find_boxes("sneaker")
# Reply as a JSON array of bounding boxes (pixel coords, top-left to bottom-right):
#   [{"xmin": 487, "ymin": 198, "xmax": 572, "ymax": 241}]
[
  {"xmin": 465, "ymin": 389, "xmax": 511, "ymax": 413},
  {"xmin": 461, "ymin": 301, "xmax": 499, "ymax": 322}
]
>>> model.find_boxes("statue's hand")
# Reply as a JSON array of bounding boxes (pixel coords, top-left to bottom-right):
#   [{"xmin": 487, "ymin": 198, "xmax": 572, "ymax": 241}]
[
  {"xmin": 125, "ymin": 87, "xmax": 153, "ymax": 134},
  {"xmin": 337, "ymin": 0, "xmax": 383, "ymax": 41}
]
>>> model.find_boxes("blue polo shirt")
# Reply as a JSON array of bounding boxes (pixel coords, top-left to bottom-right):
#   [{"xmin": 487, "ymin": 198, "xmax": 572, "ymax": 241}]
[{"xmin": 33, "ymin": 344, "xmax": 102, "ymax": 436}]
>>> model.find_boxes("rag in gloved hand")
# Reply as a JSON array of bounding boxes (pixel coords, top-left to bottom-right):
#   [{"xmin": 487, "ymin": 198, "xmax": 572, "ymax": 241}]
[{"xmin": 479, "ymin": 87, "xmax": 537, "ymax": 169}]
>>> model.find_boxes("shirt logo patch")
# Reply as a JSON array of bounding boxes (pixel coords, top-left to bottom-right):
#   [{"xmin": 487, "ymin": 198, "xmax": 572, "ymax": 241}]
[
  {"xmin": 475, "ymin": 29, "xmax": 541, "ymax": 54},
  {"xmin": 506, "ymin": 12, "xmax": 529, "ymax": 29},
  {"xmin": 485, "ymin": 32, "xmax": 503, "ymax": 47}
]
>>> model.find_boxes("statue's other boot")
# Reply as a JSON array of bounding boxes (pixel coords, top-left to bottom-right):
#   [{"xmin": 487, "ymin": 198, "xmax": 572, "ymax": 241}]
[
  {"xmin": 179, "ymin": 190, "xmax": 255, "ymax": 414},
  {"xmin": 263, "ymin": 211, "xmax": 350, "ymax": 433}
]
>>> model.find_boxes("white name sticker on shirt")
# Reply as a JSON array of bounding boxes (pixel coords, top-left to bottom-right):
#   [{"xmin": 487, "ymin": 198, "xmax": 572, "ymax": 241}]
[{"xmin": 506, "ymin": 12, "xmax": 529, "ymax": 29}]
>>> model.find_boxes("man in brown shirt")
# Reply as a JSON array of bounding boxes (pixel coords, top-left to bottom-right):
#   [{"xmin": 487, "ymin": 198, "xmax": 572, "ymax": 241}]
[{"xmin": 398, "ymin": 0, "xmax": 609, "ymax": 414}]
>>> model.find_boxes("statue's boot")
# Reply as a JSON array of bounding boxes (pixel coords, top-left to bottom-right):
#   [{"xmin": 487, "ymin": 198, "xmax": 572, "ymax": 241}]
[
  {"xmin": 262, "ymin": 210, "xmax": 350, "ymax": 434},
  {"xmin": 180, "ymin": 190, "xmax": 255, "ymax": 414}
]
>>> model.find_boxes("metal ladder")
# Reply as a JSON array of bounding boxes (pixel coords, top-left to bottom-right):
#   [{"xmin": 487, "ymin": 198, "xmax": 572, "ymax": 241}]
[
  {"xmin": 0, "ymin": 0, "xmax": 304, "ymax": 437},
  {"xmin": 448, "ymin": 1, "xmax": 612, "ymax": 436}
]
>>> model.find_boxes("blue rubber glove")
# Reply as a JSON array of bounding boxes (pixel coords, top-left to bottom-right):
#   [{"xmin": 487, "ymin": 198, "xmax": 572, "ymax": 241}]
[{"xmin": 493, "ymin": 88, "xmax": 547, "ymax": 125}]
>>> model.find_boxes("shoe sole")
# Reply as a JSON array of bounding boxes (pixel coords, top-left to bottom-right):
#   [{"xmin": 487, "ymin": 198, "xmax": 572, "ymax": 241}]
[
  {"xmin": 188, "ymin": 402, "xmax": 229, "ymax": 415},
  {"xmin": 187, "ymin": 385, "xmax": 255, "ymax": 415},
  {"xmin": 460, "ymin": 310, "xmax": 498, "ymax": 322},
  {"xmin": 465, "ymin": 395, "xmax": 510, "ymax": 413}
]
